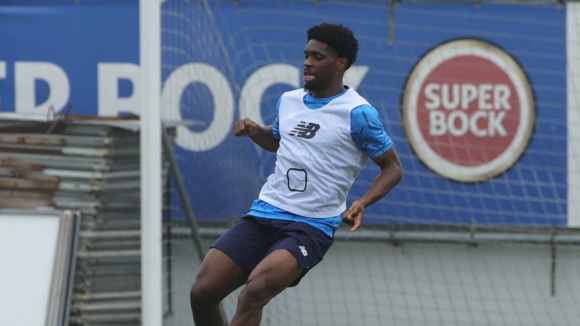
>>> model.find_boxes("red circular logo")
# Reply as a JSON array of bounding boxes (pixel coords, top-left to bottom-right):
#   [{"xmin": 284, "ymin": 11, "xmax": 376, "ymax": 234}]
[{"xmin": 402, "ymin": 39, "xmax": 535, "ymax": 182}]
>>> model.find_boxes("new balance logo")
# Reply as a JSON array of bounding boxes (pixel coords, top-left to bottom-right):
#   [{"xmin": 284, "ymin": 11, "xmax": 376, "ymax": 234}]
[
  {"xmin": 299, "ymin": 246, "xmax": 308, "ymax": 256},
  {"xmin": 289, "ymin": 121, "xmax": 320, "ymax": 139}
]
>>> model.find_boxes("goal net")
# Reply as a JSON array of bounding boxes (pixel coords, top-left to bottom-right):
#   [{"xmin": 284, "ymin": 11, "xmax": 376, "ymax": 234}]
[{"xmin": 160, "ymin": 1, "xmax": 580, "ymax": 325}]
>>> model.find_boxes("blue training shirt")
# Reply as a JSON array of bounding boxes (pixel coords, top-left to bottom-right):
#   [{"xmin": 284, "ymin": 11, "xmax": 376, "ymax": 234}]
[{"xmin": 249, "ymin": 88, "xmax": 393, "ymax": 238}]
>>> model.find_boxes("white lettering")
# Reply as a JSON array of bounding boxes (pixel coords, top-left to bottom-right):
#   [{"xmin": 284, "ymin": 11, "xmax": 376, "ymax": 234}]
[
  {"xmin": 478, "ymin": 84, "xmax": 493, "ymax": 110},
  {"xmin": 494, "ymin": 84, "xmax": 511, "ymax": 110},
  {"xmin": 428, "ymin": 110, "xmax": 508, "ymax": 137},
  {"xmin": 0, "ymin": 61, "xmax": 5, "ymax": 111},
  {"xmin": 15, "ymin": 62, "xmax": 70, "ymax": 115},
  {"xmin": 447, "ymin": 110, "xmax": 469, "ymax": 136},
  {"xmin": 161, "ymin": 63, "xmax": 234, "ymax": 151},
  {"xmin": 98, "ymin": 63, "xmax": 141, "ymax": 116},
  {"xmin": 426, "ymin": 83, "xmax": 512, "ymax": 111},
  {"xmin": 488, "ymin": 111, "xmax": 507, "ymax": 136},
  {"xmin": 442, "ymin": 84, "xmax": 460, "ymax": 110},
  {"xmin": 240, "ymin": 64, "xmax": 299, "ymax": 127},
  {"xmin": 5, "ymin": 61, "xmax": 369, "ymax": 153},
  {"xmin": 469, "ymin": 110, "xmax": 487, "ymax": 137},
  {"xmin": 343, "ymin": 66, "xmax": 369, "ymax": 90},
  {"xmin": 429, "ymin": 110, "xmax": 446, "ymax": 136},
  {"xmin": 424, "ymin": 83, "xmax": 440, "ymax": 110},
  {"xmin": 461, "ymin": 84, "xmax": 477, "ymax": 109}
]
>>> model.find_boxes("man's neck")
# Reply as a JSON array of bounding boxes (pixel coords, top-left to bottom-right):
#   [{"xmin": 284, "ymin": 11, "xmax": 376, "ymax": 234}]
[{"xmin": 310, "ymin": 84, "xmax": 346, "ymax": 99}]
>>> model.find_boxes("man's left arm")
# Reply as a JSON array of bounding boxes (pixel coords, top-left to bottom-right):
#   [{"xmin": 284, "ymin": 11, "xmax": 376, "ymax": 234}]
[
  {"xmin": 343, "ymin": 103, "xmax": 403, "ymax": 231},
  {"xmin": 342, "ymin": 147, "xmax": 402, "ymax": 231}
]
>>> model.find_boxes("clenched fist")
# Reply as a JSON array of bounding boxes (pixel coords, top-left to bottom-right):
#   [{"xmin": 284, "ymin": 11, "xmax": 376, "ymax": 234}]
[{"xmin": 232, "ymin": 118, "xmax": 260, "ymax": 136}]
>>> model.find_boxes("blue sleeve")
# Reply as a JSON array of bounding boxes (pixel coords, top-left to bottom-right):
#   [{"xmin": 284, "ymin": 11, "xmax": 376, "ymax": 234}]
[
  {"xmin": 350, "ymin": 104, "xmax": 393, "ymax": 158},
  {"xmin": 272, "ymin": 96, "xmax": 281, "ymax": 140}
]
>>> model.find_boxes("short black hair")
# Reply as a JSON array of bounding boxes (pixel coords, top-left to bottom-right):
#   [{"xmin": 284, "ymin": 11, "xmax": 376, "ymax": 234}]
[{"xmin": 307, "ymin": 23, "xmax": 359, "ymax": 70}]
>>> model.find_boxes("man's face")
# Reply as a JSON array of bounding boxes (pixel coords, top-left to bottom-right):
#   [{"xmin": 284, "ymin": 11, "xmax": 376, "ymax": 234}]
[{"xmin": 303, "ymin": 39, "xmax": 341, "ymax": 92}]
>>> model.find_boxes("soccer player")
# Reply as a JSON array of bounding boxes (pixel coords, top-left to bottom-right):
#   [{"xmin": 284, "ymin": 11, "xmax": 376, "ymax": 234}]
[{"xmin": 190, "ymin": 22, "xmax": 403, "ymax": 326}]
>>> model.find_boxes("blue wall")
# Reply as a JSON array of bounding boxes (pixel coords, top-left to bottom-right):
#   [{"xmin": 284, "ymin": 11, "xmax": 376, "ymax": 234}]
[
  {"xmin": 162, "ymin": 1, "xmax": 566, "ymax": 226},
  {"xmin": 0, "ymin": 0, "xmax": 567, "ymax": 226}
]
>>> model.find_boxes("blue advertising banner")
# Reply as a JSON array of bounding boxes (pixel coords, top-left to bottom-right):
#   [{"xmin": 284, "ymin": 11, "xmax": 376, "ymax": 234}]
[
  {"xmin": 0, "ymin": 0, "xmax": 567, "ymax": 226},
  {"xmin": 0, "ymin": 0, "xmax": 139, "ymax": 116},
  {"xmin": 161, "ymin": 1, "xmax": 566, "ymax": 226}
]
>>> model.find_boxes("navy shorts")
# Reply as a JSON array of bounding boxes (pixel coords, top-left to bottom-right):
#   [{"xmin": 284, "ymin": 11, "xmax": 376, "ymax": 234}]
[{"xmin": 211, "ymin": 215, "xmax": 334, "ymax": 287}]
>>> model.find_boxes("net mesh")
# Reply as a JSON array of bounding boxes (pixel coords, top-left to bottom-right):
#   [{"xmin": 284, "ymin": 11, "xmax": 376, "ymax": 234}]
[{"xmin": 160, "ymin": 1, "xmax": 580, "ymax": 325}]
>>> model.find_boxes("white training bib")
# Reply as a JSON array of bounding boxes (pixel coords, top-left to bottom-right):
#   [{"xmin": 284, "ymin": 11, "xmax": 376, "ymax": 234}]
[{"xmin": 259, "ymin": 88, "xmax": 370, "ymax": 218}]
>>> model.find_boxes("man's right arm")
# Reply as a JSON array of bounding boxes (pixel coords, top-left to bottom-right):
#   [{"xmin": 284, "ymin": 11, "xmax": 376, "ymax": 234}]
[{"xmin": 232, "ymin": 118, "xmax": 280, "ymax": 153}]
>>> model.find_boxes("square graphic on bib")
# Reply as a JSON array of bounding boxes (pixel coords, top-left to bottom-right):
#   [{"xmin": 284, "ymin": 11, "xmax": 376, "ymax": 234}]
[{"xmin": 287, "ymin": 168, "xmax": 307, "ymax": 192}]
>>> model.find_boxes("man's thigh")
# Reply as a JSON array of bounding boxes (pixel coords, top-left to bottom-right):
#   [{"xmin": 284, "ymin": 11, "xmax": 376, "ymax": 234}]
[
  {"xmin": 266, "ymin": 220, "xmax": 334, "ymax": 287},
  {"xmin": 193, "ymin": 248, "xmax": 247, "ymax": 301},
  {"xmin": 210, "ymin": 216, "xmax": 273, "ymax": 276},
  {"xmin": 210, "ymin": 217, "xmax": 334, "ymax": 287}
]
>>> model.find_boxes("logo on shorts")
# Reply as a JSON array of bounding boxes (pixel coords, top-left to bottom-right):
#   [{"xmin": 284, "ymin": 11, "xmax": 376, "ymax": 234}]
[
  {"xmin": 298, "ymin": 245, "xmax": 308, "ymax": 256},
  {"xmin": 401, "ymin": 39, "xmax": 535, "ymax": 182},
  {"xmin": 289, "ymin": 122, "xmax": 320, "ymax": 139}
]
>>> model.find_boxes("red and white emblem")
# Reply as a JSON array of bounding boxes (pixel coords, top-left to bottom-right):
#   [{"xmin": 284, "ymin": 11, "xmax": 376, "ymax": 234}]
[{"xmin": 402, "ymin": 39, "xmax": 535, "ymax": 182}]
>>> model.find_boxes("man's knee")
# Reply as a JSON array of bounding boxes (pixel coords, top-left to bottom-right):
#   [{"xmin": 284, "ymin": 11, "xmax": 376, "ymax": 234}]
[
  {"xmin": 190, "ymin": 281, "xmax": 219, "ymax": 308},
  {"xmin": 240, "ymin": 275, "xmax": 275, "ymax": 307}
]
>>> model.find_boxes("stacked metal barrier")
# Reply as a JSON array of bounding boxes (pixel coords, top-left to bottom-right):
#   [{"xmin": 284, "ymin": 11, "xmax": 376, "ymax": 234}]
[{"xmin": 0, "ymin": 117, "xmax": 161, "ymax": 325}]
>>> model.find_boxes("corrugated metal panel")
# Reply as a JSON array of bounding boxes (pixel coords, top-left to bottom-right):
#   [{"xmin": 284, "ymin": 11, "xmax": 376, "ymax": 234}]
[{"xmin": 0, "ymin": 116, "xmax": 169, "ymax": 325}]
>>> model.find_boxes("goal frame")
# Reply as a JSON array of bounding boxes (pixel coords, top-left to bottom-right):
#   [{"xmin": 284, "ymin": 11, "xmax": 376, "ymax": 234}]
[{"xmin": 140, "ymin": 0, "xmax": 163, "ymax": 325}]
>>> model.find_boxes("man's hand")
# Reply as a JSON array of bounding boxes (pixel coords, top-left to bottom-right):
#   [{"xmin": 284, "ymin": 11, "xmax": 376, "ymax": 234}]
[
  {"xmin": 342, "ymin": 200, "xmax": 365, "ymax": 232},
  {"xmin": 232, "ymin": 118, "xmax": 260, "ymax": 136}
]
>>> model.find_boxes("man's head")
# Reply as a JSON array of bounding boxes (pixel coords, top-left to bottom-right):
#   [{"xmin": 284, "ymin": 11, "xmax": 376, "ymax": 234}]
[
  {"xmin": 307, "ymin": 23, "xmax": 358, "ymax": 70},
  {"xmin": 303, "ymin": 23, "xmax": 359, "ymax": 95}
]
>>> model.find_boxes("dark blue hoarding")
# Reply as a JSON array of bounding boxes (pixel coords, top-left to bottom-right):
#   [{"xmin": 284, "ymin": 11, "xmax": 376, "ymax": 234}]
[{"xmin": 0, "ymin": 0, "xmax": 567, "ymax": 226}]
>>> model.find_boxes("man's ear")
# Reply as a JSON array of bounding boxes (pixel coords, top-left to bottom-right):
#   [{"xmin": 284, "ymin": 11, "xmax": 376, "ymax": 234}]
[{"xmin": 336, "ymin": 57, "xmax": 348, "ymax": 71}]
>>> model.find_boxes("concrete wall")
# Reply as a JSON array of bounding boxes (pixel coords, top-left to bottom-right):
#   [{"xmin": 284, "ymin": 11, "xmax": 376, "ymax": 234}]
[{"xmin": 163, "ymin": 237, "xmax": 580, "ymax": 326}]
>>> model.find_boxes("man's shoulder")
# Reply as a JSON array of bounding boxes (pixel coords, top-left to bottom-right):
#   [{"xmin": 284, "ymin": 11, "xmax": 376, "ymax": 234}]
[
  {"xmin": 352, "ymin": 103, "xmax": 378, "ymax": 114},
  {"xmin": 344, "ymin": 88, "xmax": 369, "ymax": 101},
  {"xmin": 278, "ymin": 89, "xmax": 307, "ymax": 107},
  {"xmin": 334, "ymin": 88, "xmax": 370, "ymax": 109},
  {"xmin": 282, "ymin": 88, "xmax": 308, "ymax": 97}
]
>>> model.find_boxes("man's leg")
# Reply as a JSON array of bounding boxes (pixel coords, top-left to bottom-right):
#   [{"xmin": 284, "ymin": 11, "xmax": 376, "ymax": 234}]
[
  {"xmin": 190, "ymin": 248, "xmax": 247, "ymax": 326},
  {"xmin": 230, "ymin": 249, "xmax": 303, "ymax": 326}
]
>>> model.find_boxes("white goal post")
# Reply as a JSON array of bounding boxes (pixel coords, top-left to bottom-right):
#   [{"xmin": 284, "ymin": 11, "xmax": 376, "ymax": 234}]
[{"xmin": 140, "ymin": 0, "xmax": 163, "ymax": 325}]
